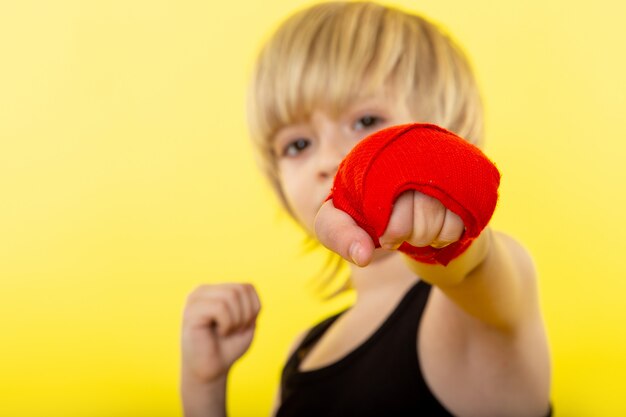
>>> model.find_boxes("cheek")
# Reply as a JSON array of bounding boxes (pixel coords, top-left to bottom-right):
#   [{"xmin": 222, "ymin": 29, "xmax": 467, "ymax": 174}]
[{"xmin": 279, "ymin": 171, "xmax": 316, "ymax": 229}]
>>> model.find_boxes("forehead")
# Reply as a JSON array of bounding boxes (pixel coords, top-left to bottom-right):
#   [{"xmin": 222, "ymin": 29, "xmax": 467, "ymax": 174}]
[
  {"xmin": 272, "ymin": 89, "xmax": 405, "ymax": 137},
  {"xmin": 276, "ymin": 82, "xmax": 404, "ymax": 126},
  {"xmin": 276, "ymin": 77, "xmax": 381, "ymax": 126}
]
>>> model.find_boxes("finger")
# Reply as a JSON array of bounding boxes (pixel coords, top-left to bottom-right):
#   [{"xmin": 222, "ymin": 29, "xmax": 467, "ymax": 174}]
[
  {"xmin": 409, "ymin": 192, "xmax": 447, "ymax": 247},
  {"xmin": 248, "ymin": 284, "xmax": 262, "ymax": 319},
  {"xmin": 225, "ymin": 284, "xmax": 244, "ymax": 329},
  {"xmin": 203, "ymin": 298, "xmax": 234, "ymax": 337},
  {"xmin": 314, "ymin": 199, "xmax": 375, "ymax": 267},
  {"xmin": 213, "ymin": 284, "xmax": 243, "ymax": 328},
  {"xmin": 186, "ymin": 286, "xmax": 240, "ymax": 336},
  {"xmin": 210, "ymin": 287, "xmax": 243, "ymax": 334},
  {"xmin": 240, "ymin": 283, "xmax": 259, "ymax": 326},
  {"xmin": 379, "ymin": 191, "xmax": 414, "ymax": 250},
  {"xmin": 183, "ymin": 285, "xmax": 217, "ymax": 326},
  {"xmin": 431, "ymin": 209, "xmax": 464, "ymax": 248}
]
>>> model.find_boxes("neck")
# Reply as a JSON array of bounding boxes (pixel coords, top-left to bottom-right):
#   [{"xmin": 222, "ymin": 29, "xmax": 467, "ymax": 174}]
[{"xmin": 348, "ymin": 249, "xmax": 419, "ymax": 304}]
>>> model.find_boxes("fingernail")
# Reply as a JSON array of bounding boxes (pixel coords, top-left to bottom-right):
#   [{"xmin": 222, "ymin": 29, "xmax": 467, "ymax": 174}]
[
  {"xmin": 431, "ymin": 241, "xmax": 452, "ymax": 249},
  {"xmin": 380, "ymin": 240, "xmax": 395, "ymax": 250},
  {"xmin": 380, "ymin": 240, "xmax": 399, "ymax": 250},
  {"xmin": 349, "ymin": 242, "xmax": 362, "ymax": 266}
]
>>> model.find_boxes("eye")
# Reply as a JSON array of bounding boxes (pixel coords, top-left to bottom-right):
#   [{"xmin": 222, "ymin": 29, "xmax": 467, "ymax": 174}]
[
  {"xmin": 353, "ymin": 115, "xmax": 384, "ymax": 131},
  {"xmin": 282, "ymin": 138, "xmax": 311, "ymax": 157}
]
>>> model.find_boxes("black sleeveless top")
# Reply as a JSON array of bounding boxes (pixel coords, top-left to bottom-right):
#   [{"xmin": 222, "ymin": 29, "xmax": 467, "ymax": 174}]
[
  {"xmin": 276, "ymin": 280, "xmax": 455, "ymax": 416},
  {"xmin": 276, "ymin": 280, "xmax": 553, "ymax": 417}
]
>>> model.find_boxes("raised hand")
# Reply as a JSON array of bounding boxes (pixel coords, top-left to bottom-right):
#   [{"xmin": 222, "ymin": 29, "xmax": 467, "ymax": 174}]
[
  {"xmin": 318, "ymin": 123, "xmax": 499, "ymax": 267},
  {"xmin": 181, "ymin": 283, "xmax": 261, "ymax": 384}
]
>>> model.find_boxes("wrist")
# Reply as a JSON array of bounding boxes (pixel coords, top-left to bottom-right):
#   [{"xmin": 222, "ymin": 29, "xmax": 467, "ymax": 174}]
[
  {"xmin": 180, "ymin": 375, "xmax": 227, "ymax": 417},
  {"xmin": 404, "ymin": 228, "xmax": 492, "ymax": 287},
  {"xmin": 181, "ymin": 371, "xmax": 227, "ymax": 392}
]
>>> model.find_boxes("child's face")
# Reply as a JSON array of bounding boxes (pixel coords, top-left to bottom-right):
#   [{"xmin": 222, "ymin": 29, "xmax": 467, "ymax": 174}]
[{"xmin": 272, "ymin": 93, "xmax": 413, "ymax": 236}]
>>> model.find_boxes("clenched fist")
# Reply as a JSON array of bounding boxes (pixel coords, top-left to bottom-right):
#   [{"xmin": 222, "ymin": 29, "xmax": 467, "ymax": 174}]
[
  {"xmin": 181, "ymin": 283, "xmax": 261, "ymax": 384},
  {"xmin": 324, "ymin": 123, "xmax": 500, "ymax": 266},
  {"xmin": 315, "ymin": 191, "xmax": 464, "ymax": 267}
]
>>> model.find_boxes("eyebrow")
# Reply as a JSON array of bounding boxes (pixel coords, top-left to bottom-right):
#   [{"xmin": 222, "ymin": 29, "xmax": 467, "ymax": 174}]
[
  {"xmin": 270, "ymin": 123, "xmax": 307, "ymax": 147},
  {"xmin": 268, "ymin": 93, "xmax": 391, "ymax": 144}
]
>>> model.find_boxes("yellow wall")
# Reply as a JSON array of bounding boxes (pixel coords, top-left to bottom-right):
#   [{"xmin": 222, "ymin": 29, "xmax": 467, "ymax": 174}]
[{"xmin": 1, "ymin": 1, "xmax": 625, "ymax": 416}]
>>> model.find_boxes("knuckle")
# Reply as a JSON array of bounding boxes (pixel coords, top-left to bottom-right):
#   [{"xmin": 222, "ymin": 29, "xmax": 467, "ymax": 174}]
[
  {"xmin": 246, "ymin": 283, "xmax": 258, "ymax": 298},
  {"xmin": 186, "ymin": 284, "xmax": 209, "ymax": 300},
  {"xmin": 186, "ymin": 283, "xmax": 224, "ymax": 302},
  {"xmin": 214, "ymin": 298, "xmax": 230, "ymax": 315},
  {"xmin": 242, "ymin": 282, "xmax": 255, "ymax": 298},
  {"xmin": 228, "ymin": 286, "xmax": 241, "ymax": 301}
]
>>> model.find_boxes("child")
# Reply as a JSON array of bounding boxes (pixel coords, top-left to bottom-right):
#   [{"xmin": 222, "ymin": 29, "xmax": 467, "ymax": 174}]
[{"xmin": 180, "ymin": 2, "xmax": 552, "ymax": 416}]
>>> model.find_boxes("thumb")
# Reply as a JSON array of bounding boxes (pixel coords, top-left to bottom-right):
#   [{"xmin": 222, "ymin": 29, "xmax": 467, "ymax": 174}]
[{"xmin": 314, "ymin": 200, "xmax": 375, "ymax": 267}]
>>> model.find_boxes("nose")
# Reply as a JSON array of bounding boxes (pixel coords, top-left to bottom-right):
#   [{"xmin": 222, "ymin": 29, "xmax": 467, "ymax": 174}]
[{"xmin": 316, "ymin": 128, "xmax": 347, "ymax": 181}]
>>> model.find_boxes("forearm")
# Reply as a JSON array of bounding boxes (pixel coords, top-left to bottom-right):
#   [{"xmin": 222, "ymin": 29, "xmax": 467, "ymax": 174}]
[
  {"xmin": 405, "ymin": 228, "xmax": 535, "ymax": 330},
  {"xmin": 181, "ymin": 374, "xmax": 228, "ymax": 417}
]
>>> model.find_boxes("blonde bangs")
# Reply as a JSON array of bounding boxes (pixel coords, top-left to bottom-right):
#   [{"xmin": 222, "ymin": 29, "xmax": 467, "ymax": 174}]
[{"xmin": 248, "ymin": 3, "xmax": 409, "ymax": 145}]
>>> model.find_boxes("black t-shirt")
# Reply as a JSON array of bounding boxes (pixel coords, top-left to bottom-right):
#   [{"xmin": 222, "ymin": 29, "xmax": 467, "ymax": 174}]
[
  {"xmin": 277, "ymin": 280, "xmax": 454, "ymax": 416},
  {"xmin": 276, "ymin": 280, "xmax": 552, "ymax": 417}
]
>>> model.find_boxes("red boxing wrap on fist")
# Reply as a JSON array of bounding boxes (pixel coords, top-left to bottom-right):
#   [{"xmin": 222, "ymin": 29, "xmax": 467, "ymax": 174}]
[{"xmin": 326, "ymin": 123, "xmax": 501, "ymax": 266}]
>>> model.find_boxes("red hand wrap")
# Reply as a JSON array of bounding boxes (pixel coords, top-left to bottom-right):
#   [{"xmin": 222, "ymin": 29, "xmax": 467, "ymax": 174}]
[{"xmin": 326, "ymin": 123, "xmax": 501, "ymax": 266}]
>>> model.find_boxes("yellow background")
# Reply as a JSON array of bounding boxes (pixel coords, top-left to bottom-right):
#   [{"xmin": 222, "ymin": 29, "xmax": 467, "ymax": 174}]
[{"xmin": 1, "ymin": 0, "xmax": 625, "ymax": 416}]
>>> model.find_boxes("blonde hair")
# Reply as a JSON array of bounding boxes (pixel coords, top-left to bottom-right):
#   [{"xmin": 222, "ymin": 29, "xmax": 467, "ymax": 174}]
[{"xmin": 246, "ymin": 1, "xmax": 484, "ymax": 297}]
